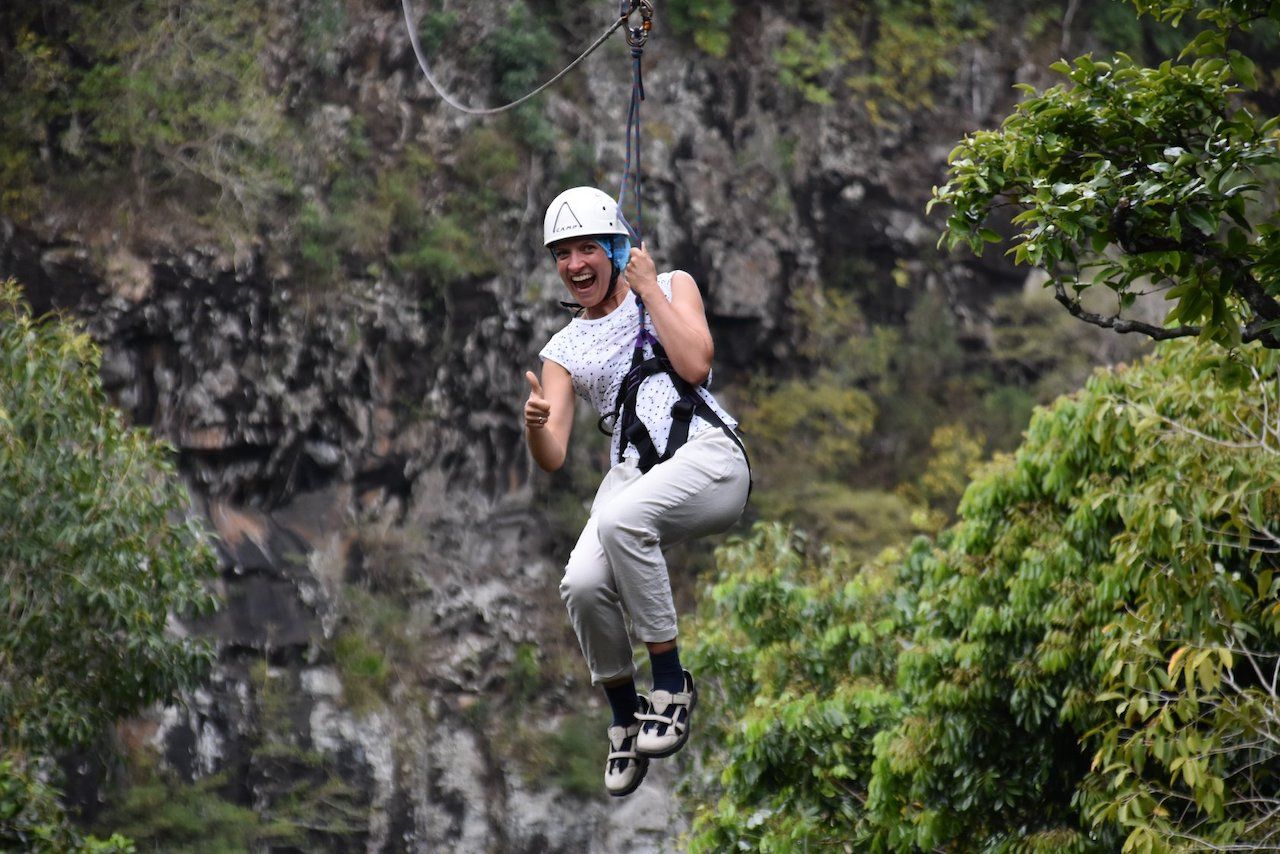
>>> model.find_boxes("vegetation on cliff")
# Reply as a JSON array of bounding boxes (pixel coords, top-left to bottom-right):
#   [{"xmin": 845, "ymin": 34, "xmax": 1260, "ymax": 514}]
[
  {"xmin": 0, "ymin": 0, "xmax": 543, "ymax": 303},
  {"xmin": 739, "ymin": 281, "xmax": 1146, "ymax": 554}
]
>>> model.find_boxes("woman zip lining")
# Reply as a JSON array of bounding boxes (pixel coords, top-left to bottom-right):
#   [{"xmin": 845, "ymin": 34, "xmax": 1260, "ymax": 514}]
[
  {"xmin": 402, "ymin": 0, "xmax": 749, "ymax": 797},
  {"xmin": 525, "ymin": 188, "xmax": 750, "ymax": 797}
]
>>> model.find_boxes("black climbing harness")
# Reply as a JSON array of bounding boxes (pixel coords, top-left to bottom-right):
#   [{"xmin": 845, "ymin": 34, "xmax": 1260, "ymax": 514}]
[{"xmin": 598, "ymin": 298, "xmax": 751, "ymax": 486}]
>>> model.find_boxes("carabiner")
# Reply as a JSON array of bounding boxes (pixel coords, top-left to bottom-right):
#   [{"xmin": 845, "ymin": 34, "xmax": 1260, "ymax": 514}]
[
  {"xmin": 621, "ymin": 0, "xmax": 654, "ymax": 50},
  {"xmin": 597, "ymin": 410, "xmax": 618, "ymax": 436}
]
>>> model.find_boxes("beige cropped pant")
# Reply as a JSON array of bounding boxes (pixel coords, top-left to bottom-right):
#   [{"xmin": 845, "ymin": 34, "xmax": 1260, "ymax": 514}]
[{"xmin": 560, "ymin": 428, "xmax": 750, "ymax": 685}]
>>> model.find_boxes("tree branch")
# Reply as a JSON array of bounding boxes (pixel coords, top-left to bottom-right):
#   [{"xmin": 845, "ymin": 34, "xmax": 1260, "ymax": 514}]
[
  {"xmin": 1053, "ymin": 279, "xmax": 1280, "ymax": 346},
  {"xmin": 1053, "ymin": 279, "xmax": 1202, "ymax": 339},
  {"xmin": 1241, "ymin": 316, "xmax": 1280, "ymax": 347},
  {"xmin": 1109, "ymin": 198, "xmax": 1280, "ymax": 346}
]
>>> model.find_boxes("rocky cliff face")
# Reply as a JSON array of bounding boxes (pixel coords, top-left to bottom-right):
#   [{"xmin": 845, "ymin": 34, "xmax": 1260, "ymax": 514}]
[{"xmin": 1, "ymin": 0, "xmax": 1049, "ymax": 849}]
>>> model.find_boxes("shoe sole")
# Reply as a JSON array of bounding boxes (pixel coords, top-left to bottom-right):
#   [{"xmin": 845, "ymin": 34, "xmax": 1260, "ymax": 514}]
[
  {"xmin": 636, "ymin": 681, "xmax": 697, "ymax": 759},
  {"xmin": 607, "ymin": 755, "xmax": 649, "ymax": 798}
]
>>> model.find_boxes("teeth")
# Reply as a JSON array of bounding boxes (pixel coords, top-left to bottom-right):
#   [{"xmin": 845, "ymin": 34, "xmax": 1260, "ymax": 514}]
[{"xmin": 571, "ymin": 274, "xmax": 593, "ymax": 283}]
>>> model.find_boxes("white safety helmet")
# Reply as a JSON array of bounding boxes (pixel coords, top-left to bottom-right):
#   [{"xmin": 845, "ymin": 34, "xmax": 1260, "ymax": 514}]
[{"xmin": 543, "ymin": 186, "xmax": 630, "ymax": 247}]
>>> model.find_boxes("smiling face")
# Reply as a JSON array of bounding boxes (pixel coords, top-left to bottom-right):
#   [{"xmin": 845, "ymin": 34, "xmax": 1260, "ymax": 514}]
[{"xmin": 551, "ymin": 237, "xmax": 620, "ymax": 316}]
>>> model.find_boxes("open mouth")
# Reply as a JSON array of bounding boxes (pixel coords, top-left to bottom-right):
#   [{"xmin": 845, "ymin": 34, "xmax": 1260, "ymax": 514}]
[{"xmin": 571, "ymin": 273, "xmax": 597, "ymax": 293}]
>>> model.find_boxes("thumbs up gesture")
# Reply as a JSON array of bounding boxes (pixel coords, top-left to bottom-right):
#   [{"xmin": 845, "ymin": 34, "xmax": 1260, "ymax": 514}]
[{"xmin": 524, "ymin": 371, "xmax": 551, "ymax": 430}]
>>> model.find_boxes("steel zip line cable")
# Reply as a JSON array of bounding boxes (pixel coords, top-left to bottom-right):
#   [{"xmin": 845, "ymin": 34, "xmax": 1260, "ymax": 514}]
[{"xmin": 400, "ymin": 0, "xmax": 630, "ymax": 116}]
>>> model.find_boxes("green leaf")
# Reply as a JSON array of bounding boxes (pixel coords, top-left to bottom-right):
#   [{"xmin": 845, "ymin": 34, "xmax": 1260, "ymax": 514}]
[
  {"xmin": 1228, "ymin": 51, "xmax": 1257, "ymax": 89},
  {"xmin": 1187, "ymin": 207, "xmax": 1218, "ymax": 236}
]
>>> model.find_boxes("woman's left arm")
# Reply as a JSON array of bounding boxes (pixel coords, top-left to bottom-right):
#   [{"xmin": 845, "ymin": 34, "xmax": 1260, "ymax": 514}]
[{"xmin": 625, "ymin": 245, "xmax": 713, "ymax": 385}]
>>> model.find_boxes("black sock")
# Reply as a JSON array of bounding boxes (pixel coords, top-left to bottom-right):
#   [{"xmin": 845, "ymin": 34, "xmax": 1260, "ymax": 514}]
[
  {"xmin": 604, "ymin": 679, "xmax": 639, "ymax": 727},
  {"xmin": 650, "ymin": 646, "xmax": 684, "ymax": 694}
]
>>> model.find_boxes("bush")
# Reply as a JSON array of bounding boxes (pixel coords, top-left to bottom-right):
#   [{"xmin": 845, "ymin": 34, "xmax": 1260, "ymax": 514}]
[
  {"xmin": 332, "ymin": 631, "xmax": 391, "ymax": 714},
  {"xmin": 1, "ymin": 758, "xmax": 135, "ymax": 853},
  {"xmin": 665, "ymin": 0, "xmax": 738, "ymax": 58},
  {"xmin": 499, "ymin": 710, "xmax": 607, "ymax": 800},
  {"xmin": 92, "ymin": 752, "xmax": 260, "ymax": 854},
  {"xmin": 0, "ymin": 0, "xmax": 290, "ymax": 232},
  {"xmin": 246, "ymin": 665, "xmax": 369, "ymax": 849},
  {"xmin": 687, "ymin": 339, "xmax": 1280, "ymax": 850},
  {"xmin": 775, "ymin": 0, "xmax": 993, "ymax": 122}
]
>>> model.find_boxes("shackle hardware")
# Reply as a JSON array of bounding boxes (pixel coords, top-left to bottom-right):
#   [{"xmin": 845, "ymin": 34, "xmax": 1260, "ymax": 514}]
[{"xmin": 621, "ymin": 0, "xmax": 655, "ymax": 49}]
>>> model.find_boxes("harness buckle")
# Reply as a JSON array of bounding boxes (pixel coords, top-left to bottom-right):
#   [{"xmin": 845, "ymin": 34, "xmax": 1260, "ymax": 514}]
[{"xmin": 671, "ymin": 398, "xmax": 695, "ymax": 422}]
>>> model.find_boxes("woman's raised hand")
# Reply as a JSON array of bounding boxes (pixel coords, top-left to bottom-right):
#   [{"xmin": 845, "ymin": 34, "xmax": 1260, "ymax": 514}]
[
  {"xmin": 525, "ymin": 370, "xmax": 551, "ymax": 429},
  {"xmin": 523, "ymin": 361, "xmax": 572, "ymax": 472},
  {"xmin": 624, "ymin": 242, "xmax": 659, "ymax": 301}
]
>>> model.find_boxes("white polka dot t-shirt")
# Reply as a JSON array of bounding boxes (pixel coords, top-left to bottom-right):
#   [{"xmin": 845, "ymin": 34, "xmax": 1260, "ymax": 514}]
[{"xmin": 539, "ymin": 271, "xmax": 737, "ymax": 465}]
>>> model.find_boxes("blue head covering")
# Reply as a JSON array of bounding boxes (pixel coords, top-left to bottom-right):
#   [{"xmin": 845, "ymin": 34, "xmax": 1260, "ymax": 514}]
[{"xmin": 593, "ymin": 234, "xmax": 632, "ymax": 273}]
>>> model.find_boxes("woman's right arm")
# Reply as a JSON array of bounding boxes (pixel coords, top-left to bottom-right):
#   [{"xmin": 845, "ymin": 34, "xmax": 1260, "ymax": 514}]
[{"xmin": 524, "ymin": 359, "xmax": 575, "ymax": 472}]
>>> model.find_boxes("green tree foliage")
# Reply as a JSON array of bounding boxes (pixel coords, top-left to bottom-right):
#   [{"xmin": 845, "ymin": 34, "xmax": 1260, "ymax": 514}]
[
  {"xmin": 0, "ymin": 282, "xmax": 219, "ymax": 751},
  {"xmin": 1080, "ymin": 346, "xmax": 1280, "ymax": 851},
  {"xmin": 685, "ymin": 525, "xmax": 909, "ymax": 850},
  {"xmin": 0, "ymin": 281, "xmax": 219, "ymax": 846},
  {"xmin": 688, "ymin": 338, "xmax": 1280, "ymax": 851},
  {"xmin": 934, "ymin": 0, "xmax": 1280, "ymax": 348}
]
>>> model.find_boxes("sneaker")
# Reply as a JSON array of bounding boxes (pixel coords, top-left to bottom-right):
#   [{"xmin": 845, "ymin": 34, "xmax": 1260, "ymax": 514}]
[
  {"xmin": 605, "ymin": 695, "xmax": 650, "ymax": 797},
  {"xmin": 635, "ymin": 669, "xmax": 697, "ymax": 758}
]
